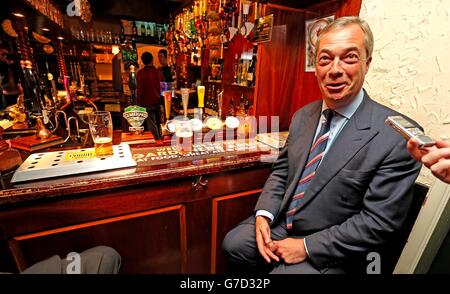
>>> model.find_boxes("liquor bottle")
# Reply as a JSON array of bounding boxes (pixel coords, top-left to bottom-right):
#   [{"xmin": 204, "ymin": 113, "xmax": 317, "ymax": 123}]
[
  {"xmin": 236, "ymin": 94, "xmax": 246, "ymax": 116},
  {"xmin": 228, "ymin": 98, "xmax": 235, "ymax": 116},
  {"xmin": 205, "ymin": 85, "xmax": 210, "ymax": 109},
  {"xmin": 247, "ymin": 46, "xmax": 257, "ymax": 87},
  {"xmin": 215, "ymin": 88, "xmax": 221, "ymax": 113},
  {"xmin": 150, "ymin": 22, "xmax": 155, "ymax": 37},
  {"xmin": 247, "ymin": 61, "xmax": 255, "ymax": 87},
  {"xmin": 236, "ymin": 58, "xmax": 243, "ymax": 85},
  {"xmin": 146, "ymin": 23, "xmax": 151, "ymax": 36},
  {"xmin": 244, "ymin": 94, "xmax": 250, "ymax": 114},
  {"xmin": 209, "ymin": 84, "xmax": 215, "ymax": 111},
  {"xmin": 137, "ymin": 21, "xmax": 142, "ymax": 36},
  {"xmin": 240, "ymin": 60, "xmax": 248, "ymax": 87},
  {"xmin": 132, "ymin": 21, "xmax": 137, "ymax": 36},
  {"xmin": 233, "ymin": 54, "xmax": 239, "ymax": 84},
  {"xmin": 142, "ymin": 22, "xmax": 146, "ymax": 36}
]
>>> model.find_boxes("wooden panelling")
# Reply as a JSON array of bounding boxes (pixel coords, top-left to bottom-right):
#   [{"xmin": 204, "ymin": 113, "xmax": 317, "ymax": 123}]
[
  {"xmin": 0, "ymin": 234, "xmax": 16, "ymax": 272},
  {"xmin": 0, "ymin": 158, "xmax": 271, "ymax": 273},
  {"xmin": 0, "ymin": 166, "xmax": 270, "ymax": 237},
  {"xmin": 210, "ymin": 189, "xmax": 262, "ymax": 273},
  {"xmin": 184, "ymin": 199, "xmax": 212, "ymax": 273},
  {"xmin": 10, "ymin": 205, "xmax": 187, "ymax": 273}
]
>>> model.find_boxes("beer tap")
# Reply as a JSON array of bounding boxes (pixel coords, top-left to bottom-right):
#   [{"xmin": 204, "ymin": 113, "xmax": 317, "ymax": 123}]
[
  {"xmin": 70, "ymin": 61, "xmax": 77, "ymax": 86},
  {"xmin": 56, "ymin": 40, "xmax": 71, "ymax": 102},
  {"xmin": 21, "ymin": 60, "xmax": 45, "ymax": 117},
  {"xmin": 67, "ymin": 116, "xmax": 81, "ymax": 142},
  {"xmin": 128, "ymin": 65, "xmax": 137, "ymax": 105},
  {"xmin": 51, "ymin": 110, "xmax": 77, "ymax": 143}
]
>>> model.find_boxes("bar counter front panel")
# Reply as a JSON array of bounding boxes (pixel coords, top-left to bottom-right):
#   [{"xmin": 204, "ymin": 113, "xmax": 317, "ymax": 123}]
[{"xmin": 0, "ymin": 142, "xmax": 275, "ymax": 273}]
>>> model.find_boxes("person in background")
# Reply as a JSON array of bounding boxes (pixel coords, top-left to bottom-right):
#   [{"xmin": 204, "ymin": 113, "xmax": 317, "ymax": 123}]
[
  {"xmin": 137, "ymin": 52, "xmax": 164, "ymax": 140},
  {"xmin": 407, "ymin": 138, "xmax": 450, "ymax": 184},
  {"xmin": 158, "ymin": 49, "xmax": 173, "ymax": 82}
]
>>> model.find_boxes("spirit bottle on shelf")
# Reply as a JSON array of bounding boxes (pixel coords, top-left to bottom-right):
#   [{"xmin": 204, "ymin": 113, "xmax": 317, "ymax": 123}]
[
  {"xmin": 132, "ymin": 21, "xmax": 137, "ymax": 36},
  {"xmin": 233, "ymin": 54, "xmax": 239, "ymax": 84},
  {"xmin": 240, "ymin": 60, "xmax": 248, "ymax": 87},
  {"xmin": 141, "ymin": 22, "xmax": 146, "ymax": 37},
  {"xmin": 247, "ymin": 45, "xmax": 258, "ymax": 87}
]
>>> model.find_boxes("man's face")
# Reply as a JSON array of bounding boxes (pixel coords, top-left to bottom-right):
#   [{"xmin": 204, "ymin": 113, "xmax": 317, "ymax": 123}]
[
  {"xmin": 158, "ymin": 53, "xmax": 167, "ymax": 65},
  {"xmin": 315, "ymin": 24, "xmax": 371, "ymax": 108}
]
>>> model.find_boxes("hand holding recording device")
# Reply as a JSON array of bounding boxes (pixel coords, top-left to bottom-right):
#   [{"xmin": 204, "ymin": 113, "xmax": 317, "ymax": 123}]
[{"xmin": 385, "ymin": 116, "xmax": 435, "ymax": 148}]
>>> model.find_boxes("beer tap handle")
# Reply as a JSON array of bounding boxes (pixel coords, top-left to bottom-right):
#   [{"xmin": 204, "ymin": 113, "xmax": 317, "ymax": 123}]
[
  {"xmin": 52, "ymin": 110, "xmax": 69, "ymax": 135},
  {"xmin": 67, "ymin": 116, "xmax": 81, "ymax": 142}
]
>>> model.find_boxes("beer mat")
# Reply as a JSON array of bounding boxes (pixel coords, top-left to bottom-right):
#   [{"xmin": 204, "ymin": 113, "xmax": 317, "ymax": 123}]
[
  {"xmin": 131, "ymin": 139, "xmax": 273, "ymax": 166},
  {"xmin": 11, "ymin": 143, "xmax": 136, "ymax": 183},
  {"xmin": 255, "ymin": 132, "xmax": 289, "ymax": 149}
]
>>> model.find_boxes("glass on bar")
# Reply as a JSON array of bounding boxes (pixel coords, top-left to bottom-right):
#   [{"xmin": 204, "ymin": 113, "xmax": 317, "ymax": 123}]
[
  {"xmin": 88, "ymin": 111, "xmax": 113, "ymax": 157},
  {"xmin": 175, "ymin": 118, "xmax": 193, "ymax": 154}
]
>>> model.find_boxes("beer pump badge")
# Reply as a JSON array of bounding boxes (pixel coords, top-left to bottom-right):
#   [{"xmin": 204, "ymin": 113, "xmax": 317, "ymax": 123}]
[{"xmin": 123, "ymin": 105, "xmax": 148, "ymax": 133}]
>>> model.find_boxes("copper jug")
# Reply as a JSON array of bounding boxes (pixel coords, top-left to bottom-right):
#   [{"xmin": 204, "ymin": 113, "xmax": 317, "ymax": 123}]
[{"xmin": 36, "ymin": 117, "xmax": 52, "ymax": 140}]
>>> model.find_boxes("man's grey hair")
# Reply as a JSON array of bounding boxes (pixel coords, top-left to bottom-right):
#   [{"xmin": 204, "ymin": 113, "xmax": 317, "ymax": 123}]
[{"xmin": 315, "ymin": 16, "xmax": 374, "ymax": 59}]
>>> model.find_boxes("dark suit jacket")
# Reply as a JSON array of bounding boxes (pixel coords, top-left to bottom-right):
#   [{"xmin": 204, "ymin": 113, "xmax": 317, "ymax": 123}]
[{"xmin": 254, "ymin": 91, "xmax": 422, "ymax": 271}]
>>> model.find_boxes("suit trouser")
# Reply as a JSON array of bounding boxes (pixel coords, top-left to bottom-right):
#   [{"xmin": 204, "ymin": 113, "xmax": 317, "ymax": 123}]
[
  {"xmin": 222, "ymin": 216, "xmax": 346, "ymax": 274},
  {"xmin": 20, "ymin": 246, "xmax": 121, "ymax": 274}
]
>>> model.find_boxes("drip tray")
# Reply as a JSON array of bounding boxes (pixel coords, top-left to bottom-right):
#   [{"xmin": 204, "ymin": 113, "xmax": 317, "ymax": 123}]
[{"xmin": 11, "ymin": 143, "xmax": 137, "ymax": 183}]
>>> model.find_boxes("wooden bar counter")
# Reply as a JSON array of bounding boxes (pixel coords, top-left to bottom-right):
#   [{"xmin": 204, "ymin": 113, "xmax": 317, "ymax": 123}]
[{"xmin": 0, "ymin": 134, "xmax": 276, "ymax": 274}]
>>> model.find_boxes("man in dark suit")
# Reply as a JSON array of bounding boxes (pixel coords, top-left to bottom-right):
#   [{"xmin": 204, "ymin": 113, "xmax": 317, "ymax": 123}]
[{"xmin": 223, "ymin": 16, "xmax": 422, "ymax": 274}]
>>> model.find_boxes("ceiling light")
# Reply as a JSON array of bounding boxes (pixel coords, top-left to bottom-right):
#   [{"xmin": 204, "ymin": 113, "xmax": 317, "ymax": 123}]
[
  {"xmin": 42, "ymin": 28, "xmax": 50, "ymax": 32},
  {"xmin": 12, "ymin": 13, "xmax": 25, "ymax": 18},
  {"xmin": 57, "ymin": 36, "xmax": 64, "ymax": 40}
]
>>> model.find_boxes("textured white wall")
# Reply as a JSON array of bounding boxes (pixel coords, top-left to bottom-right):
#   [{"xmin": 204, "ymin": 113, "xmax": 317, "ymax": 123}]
[{"xmin": 360, "ymin": 0, "xmax": 450, "ymax": 185}]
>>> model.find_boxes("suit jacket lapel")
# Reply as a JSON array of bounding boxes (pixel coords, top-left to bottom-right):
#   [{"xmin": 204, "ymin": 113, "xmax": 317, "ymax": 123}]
[{"xmin": 294, "ymin": 94, "xmax": 379, "ymax": 212}]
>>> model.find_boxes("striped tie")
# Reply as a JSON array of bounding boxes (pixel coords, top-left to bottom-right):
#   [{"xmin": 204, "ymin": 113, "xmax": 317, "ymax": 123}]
[{"xmin": 286, "ymin": 109, "xmax": 334, "ymax": 230}]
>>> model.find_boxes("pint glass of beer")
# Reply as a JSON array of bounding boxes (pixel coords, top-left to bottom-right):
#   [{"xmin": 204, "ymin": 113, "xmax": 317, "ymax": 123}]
[
  {"xmin": 174, "ymin": 118, "xmax": 193, "ymax": 154},
  {"xmin": 88, "ymin": 111, "xmax": 113, "ymax": 157}
]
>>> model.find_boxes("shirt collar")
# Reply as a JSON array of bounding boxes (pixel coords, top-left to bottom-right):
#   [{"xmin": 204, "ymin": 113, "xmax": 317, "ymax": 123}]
[{"xmin": 321, "ymin": 88, "xmax": 364, "ymax": 119}]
